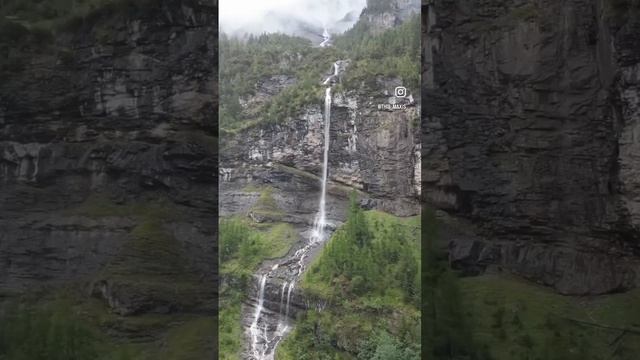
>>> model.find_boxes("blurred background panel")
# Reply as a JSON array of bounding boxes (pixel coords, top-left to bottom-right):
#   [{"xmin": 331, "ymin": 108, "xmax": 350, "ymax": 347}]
[
  {"xmin": 0, "ymin": 1, "xmax": 218, "ymax": 359},
  {"xmin": 422, "ymin": 0, "xmax": 640, "ymax": 359}
]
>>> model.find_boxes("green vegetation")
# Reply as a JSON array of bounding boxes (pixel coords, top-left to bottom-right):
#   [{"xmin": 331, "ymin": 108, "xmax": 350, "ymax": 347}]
[
  {"xmin": 276, "ymin": 195, "xmax": 420, "ymax": 359},
  {"xmin": 419, "ymin": 206, "xmax": 640, "ymax": 360},
  {"xmin": 335, "ymin": 14, "xmax": 420, "ymax": 90},
  {"xmin": 249, "ymin": 187, "xmax": 285, "ymax": 221},
  {"xmin": 0, "ymin": 300, "xmax": 99, "ymax": 360},
  {"xmin": 220, "ymin": 217, "xmax": 297, "ymax": 277},
  {"xmin": 220, "ymin": 33, "xmax": 309, "ymax": 130},
  {"xmin": 418, "ymin": 209, "xmax": 640, "ymax": 360},
  {"xmin": 219, "ymin": 196, "xmax": 299, "ymax": 359},
  {"xmin": 419, "ymin": 210, "xmax": 490, "ymax": 360},
  {"xmin": 219, "ymin": 33, "xmax": 342, "ymax": 131},
  {"xmin": 461, "ymin": 275, "xmax": 640, "ymax": 360},
  {"xmin": 419, "ymin": 210, "xmax": 637, "ymax": 360},
  {"xmin": 218, "ymin": 291, "xmax": 243, "ymax": 360},
  {"xmin": 219, "ymin": 13, "xmax": 420, "ymax": 132},
  {"xmin": 156, "ymin": 317, "xmax": 216, "ymax": 360},
  {"xmin": 0, "ymin": 297, "xmax": 215, "ymax": 360}
]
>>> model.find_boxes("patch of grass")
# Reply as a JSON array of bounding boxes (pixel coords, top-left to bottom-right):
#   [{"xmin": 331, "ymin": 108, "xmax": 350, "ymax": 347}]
[
  {"xmin": 64, "ymin": 193, "xmax": 179, "ymax": 221},
  {"xmin": 218, "ymin": 292, "xmax": 242, "ymax": 360},
  {"xmin": 249, "ymin": 187, "xmax": 285, "ymax": 221},
  {"xmin": 0, "ymin": 298, "xmax": 102, "ymax": 360},
  {"xmin": 220, "ymin": 218, "xmax": 298, "ymax": 277},
  {"xmin": 155, "ymin": 317, "xmax": 216, "ymax": 360},
  {"xmin": 461, "ymin": 274, "xmax": 640, "ymax": 360},
  {"xmin": 262, "ymin": 223, "xmax": 298, "ymax": 258}
]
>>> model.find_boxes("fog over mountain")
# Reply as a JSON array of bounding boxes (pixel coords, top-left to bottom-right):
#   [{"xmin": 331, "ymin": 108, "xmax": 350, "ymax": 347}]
[{"xmin": 220, "ymin": 0, "xmax": 366, "ymax": 41}]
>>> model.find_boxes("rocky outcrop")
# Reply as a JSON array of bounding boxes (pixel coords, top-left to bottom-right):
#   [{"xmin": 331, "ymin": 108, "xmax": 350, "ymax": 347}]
[
  {"xmin": 0, "ymin": 0, "xmax": 217, "ymax": 317},
  {"xmin": 423, "ymin": 0, "xmax": 640, "ymax": 295},
  {"xmin": 364, "ymin": 0, "xmax": 421, "ymax": 33},
  {"xmin": 220, "ymin": 74, "xmax": 421, "ymax": 221}
]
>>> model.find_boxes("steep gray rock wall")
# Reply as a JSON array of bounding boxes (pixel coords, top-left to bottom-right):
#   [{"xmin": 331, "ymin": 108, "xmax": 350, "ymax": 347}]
[
  {"xmin": 423, "ymin": 0, "xmax": 640, "ymax": 295},
  {"xmin": 0, "ymin": 0, "xmax": 217, "ymax": 314},
  {"xmin": 220, "ymin": 82, "xmax": 421, "ymax": 223},
  {"xmin": 363, "ymin": 0, "xmax": 421, "ymax": 33}
]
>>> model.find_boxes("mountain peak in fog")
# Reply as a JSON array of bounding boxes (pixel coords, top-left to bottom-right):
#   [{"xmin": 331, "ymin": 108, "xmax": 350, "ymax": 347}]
[{"xmin": 220, "ymin": 0, "xmax": 367, "ymax": 41}]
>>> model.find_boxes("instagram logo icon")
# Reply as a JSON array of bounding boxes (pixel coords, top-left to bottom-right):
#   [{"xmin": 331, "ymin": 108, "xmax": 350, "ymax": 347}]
[{"xmin": 394, "ymin": 86, "xmax": 407, "ymax": 98}]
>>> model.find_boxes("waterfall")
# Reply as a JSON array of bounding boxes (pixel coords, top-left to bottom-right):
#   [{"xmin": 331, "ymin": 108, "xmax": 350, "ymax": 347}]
[
  {"xmin": 244, "ymin": 38, "xmax": 338, "ymax": 360},
  {"xmin": 320, "ymin": 28, "xmax": 331, "ymax": 47},
  {"xmin": 284, "ymin": 282, "xmax": 295, "ymax": 318},
  {"xmin": 310, "ymin": 87, "xmax": 332, "ymax": 243},
  {"xmin": 278, "ymin": 281, "xmax": 287, "ymax": 315},
  {"xmin": 249, "ymin": 275, "xmax": 267, "ymax": 359}
]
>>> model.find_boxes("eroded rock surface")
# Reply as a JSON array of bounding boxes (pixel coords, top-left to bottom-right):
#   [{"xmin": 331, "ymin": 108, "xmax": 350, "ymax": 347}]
[
  {"xmin": 220, "ymin": 81, "xmax": 421, "ymax": 221},
  {"xmin": 423, "ymin": 0, "xmax": 640, "ymax": 295},
  {"xmin": 0, "ymin": 0, "xmax": 217, "ymax": 317}
]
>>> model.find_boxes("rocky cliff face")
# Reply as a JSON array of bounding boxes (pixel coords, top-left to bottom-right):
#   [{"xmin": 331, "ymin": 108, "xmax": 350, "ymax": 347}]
[
  {"xmin": 219, "ymin": 3, "xmax": 421, "ymax": 355},
  {"xmin": 0, "ymin": 0, "xmax": 217, "ymax": 318},
  {"xmin": 220, "ymin": 75, "xmax": 421, "ymax": 224},
  {"xmin": 363, "ymin": 0, "xmax": 421, "ymax": 33},
  {"xmin": 423, "ymin": 0, "xmax": 640, "ymax": 295}
]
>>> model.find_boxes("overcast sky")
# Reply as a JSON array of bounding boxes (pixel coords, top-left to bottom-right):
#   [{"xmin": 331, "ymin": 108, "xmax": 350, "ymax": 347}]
[{"xmin": 220, "ymin": 0, "xmax": 367, "ymax": 38}]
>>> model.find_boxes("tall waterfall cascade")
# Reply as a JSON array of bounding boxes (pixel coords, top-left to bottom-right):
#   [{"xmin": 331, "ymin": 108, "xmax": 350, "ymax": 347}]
[
  {"xmin": 310, "ymin": 86, "xmax": 332, "ymax": 243},
  {"xmin": 244, "ymin": 28, "xmax": 340, "ymax": 360}
]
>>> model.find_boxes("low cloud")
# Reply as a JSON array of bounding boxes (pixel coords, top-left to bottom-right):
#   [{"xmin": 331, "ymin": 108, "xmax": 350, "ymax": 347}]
[{"xmin": 220, "ymin": 0, "xmax": 366, "ymax": 39}]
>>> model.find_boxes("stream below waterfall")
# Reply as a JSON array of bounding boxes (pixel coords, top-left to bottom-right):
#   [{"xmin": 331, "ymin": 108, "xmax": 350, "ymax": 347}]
[{"xmin": 243, "ymin": 29, "xmax": 343, "ymax": 360}]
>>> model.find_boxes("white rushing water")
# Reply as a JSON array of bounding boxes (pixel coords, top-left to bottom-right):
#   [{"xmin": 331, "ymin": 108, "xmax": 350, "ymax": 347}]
[
  {"xmin": 246, "ymin": 32, "xmax": 337, "ymax": 360},
  {"xmin": 249, "ymin": 275, "xmax": 268, "ymax": 359},
  {"xmin": 311, "ymin": 87, "xmax": 332, "ymax": 243},
  {"xmin": 319, "ymin": 28, "xmax": 331, "ymax": 47}
]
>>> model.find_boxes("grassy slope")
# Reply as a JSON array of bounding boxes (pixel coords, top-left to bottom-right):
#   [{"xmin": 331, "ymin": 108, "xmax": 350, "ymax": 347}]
[
  {"xmin": 461, "ymin": 274, "xmax": 640, "ymax": 360},
  {"xmin": 219, "ymin": 187, "xmax": 298, "ymax": 359},
  {"xmin": 276, "ymin": 210, "xmax": 421, "ymax": 359}
]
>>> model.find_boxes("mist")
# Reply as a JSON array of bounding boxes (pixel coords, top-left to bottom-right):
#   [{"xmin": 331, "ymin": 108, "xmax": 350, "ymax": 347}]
[{"xmin": 220, "ymin": 0, "xmax": 367, "ymax": 41}]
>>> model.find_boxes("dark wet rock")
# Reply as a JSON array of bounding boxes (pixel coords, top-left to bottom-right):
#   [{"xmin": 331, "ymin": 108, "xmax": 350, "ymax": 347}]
[
  {"xmin": 0, "ymin": 0, "xmax": 217, "ymax": 320},
  {"xmin": 423, "ymin": 0, "xmax": 640, "ymax": 295}
]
